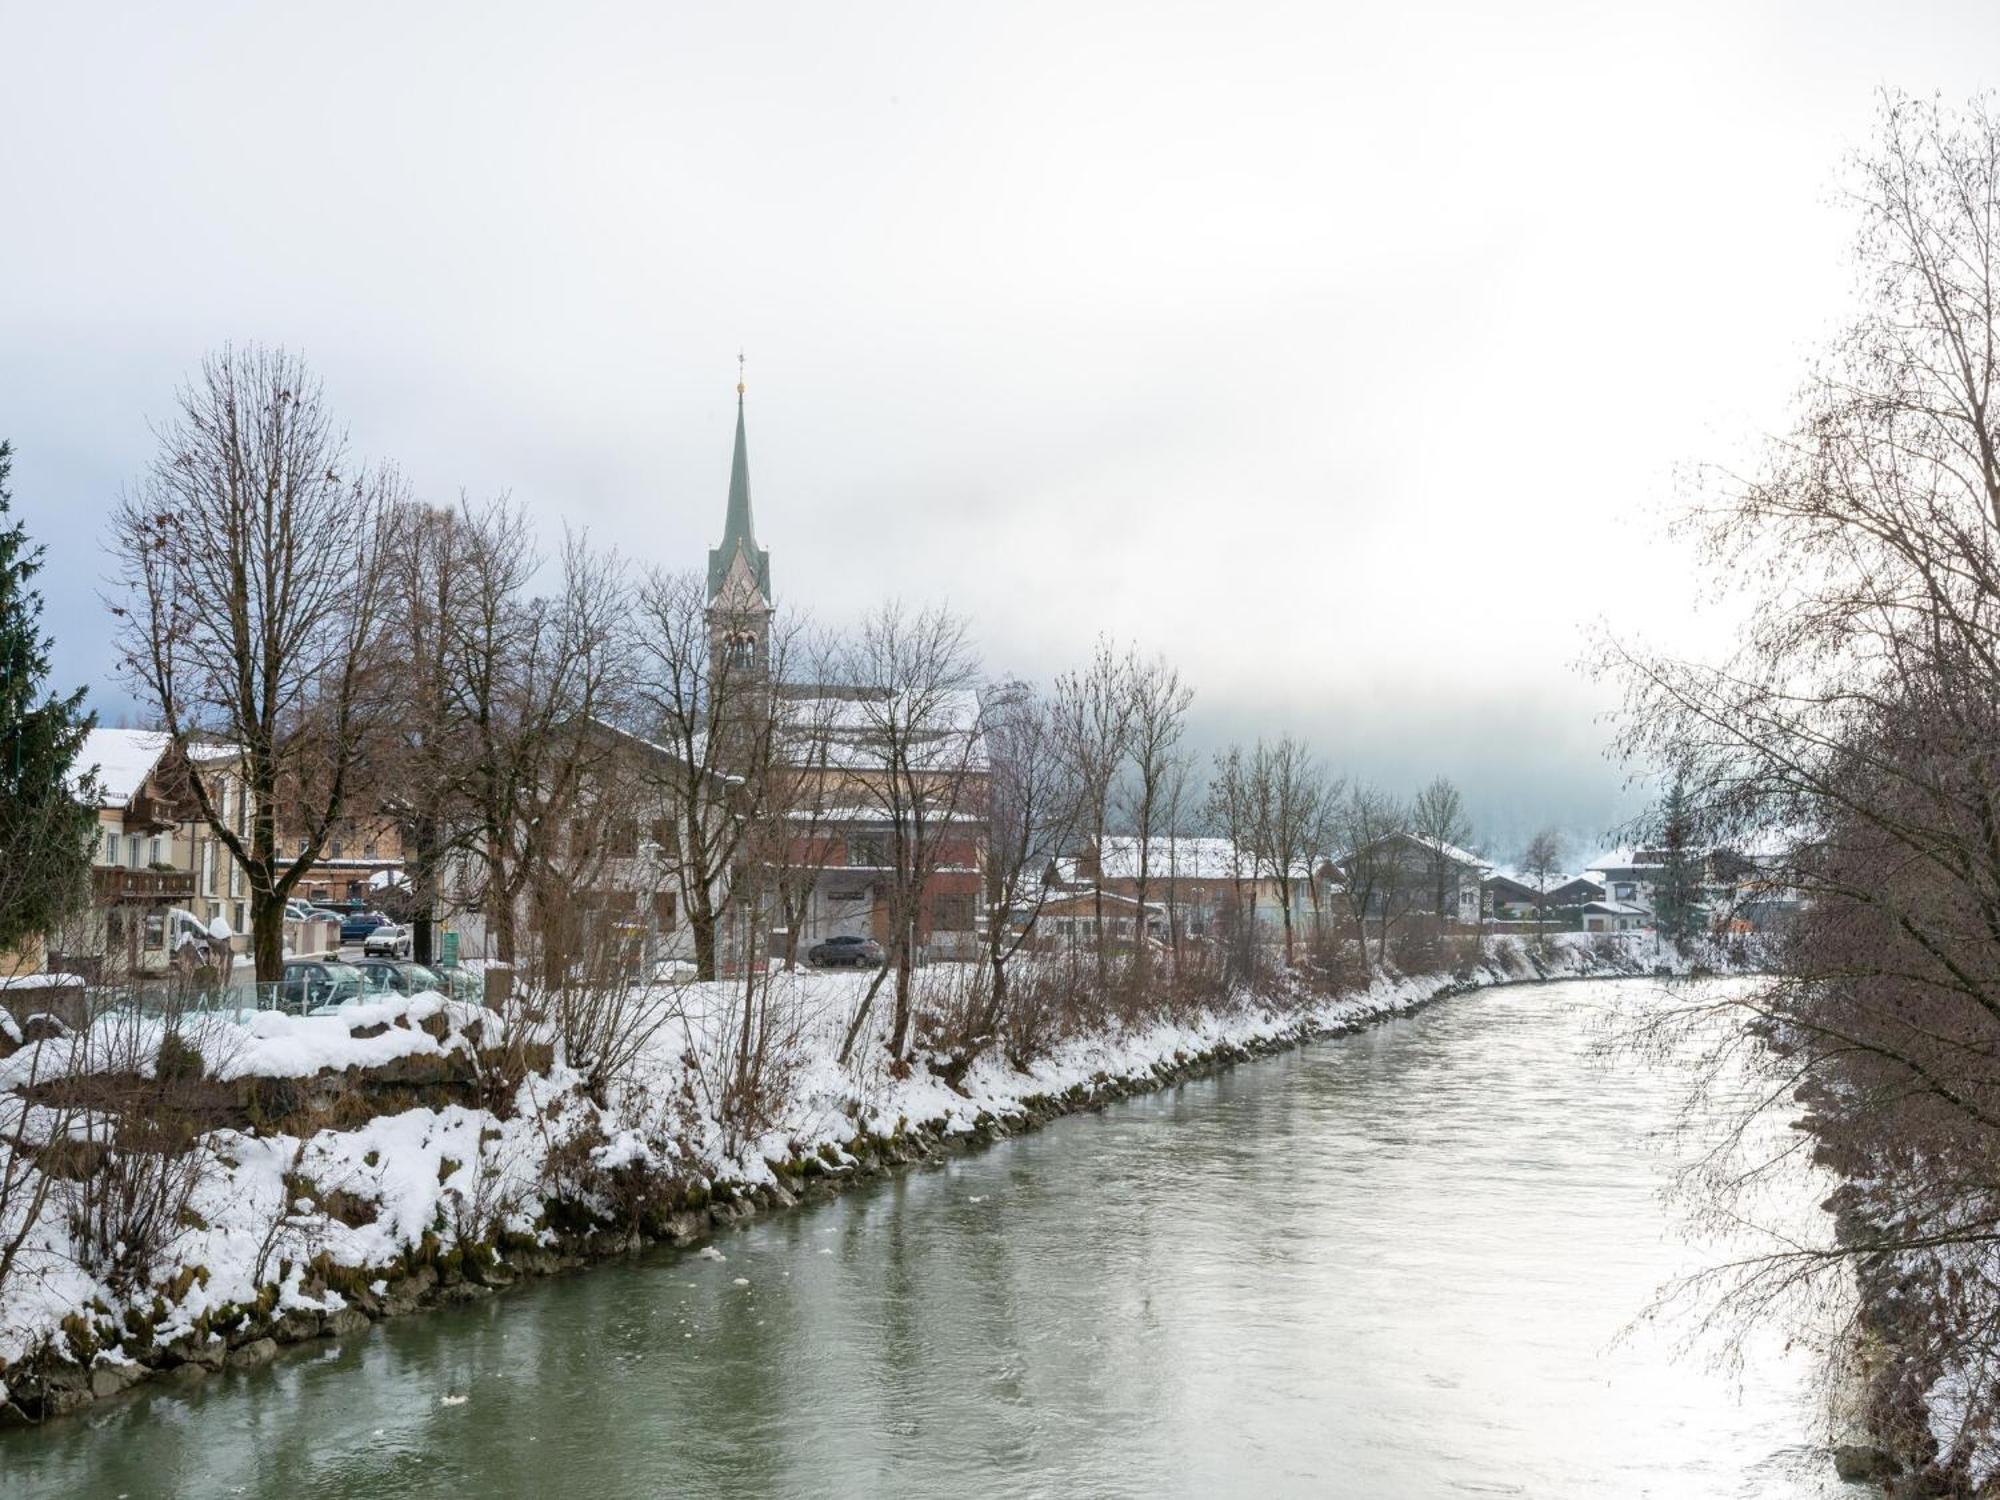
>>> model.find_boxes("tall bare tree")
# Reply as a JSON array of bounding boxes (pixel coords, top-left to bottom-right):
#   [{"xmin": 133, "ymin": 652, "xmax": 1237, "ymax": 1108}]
[
  {"xmin": 1205, "ymin": 745, "xmax": 1260, "ymax": 983},
  {"xmin": 448, "ymin": 511, "xmax": 630, "ymax": 970},
  {"xmin": 836, "ymin": 602, "xmax": 985, "ymax": 1063},
  {"xmin": 1518, "ymin": 827, "xmax": 1563, "ymax": 949},
  {"xmin": 380, "ymin": 498, "xmax": 482, "ymax": 964},
  {"xmin": 1052, "ymin": 638, "xmax": 1133, "ymax": 982},
  {"xmin": 111, "ymin": 346, "xmax": 397, "ymax": 982},
  {"xmin": 1116, "ymin": 652, "xmax": 1192, "ymax": 974},
  {"xmin": 1333, "ymin": 784, "xmax": 1406, "ymax": 977},
  {"xmin": 979, "ymin": 679, "xmax": 1082, "ymax": 1045},
  {"xmin": 627, "ymin": 568, "xmax": 794, "ymax": 981},
  {"xmin": 1410, "ymin": 776, "xmax": 1475, "ymax": 950},
  {"xmin": 1247, "ymin": 735, "xmax": 1329, "ymax": 967}
]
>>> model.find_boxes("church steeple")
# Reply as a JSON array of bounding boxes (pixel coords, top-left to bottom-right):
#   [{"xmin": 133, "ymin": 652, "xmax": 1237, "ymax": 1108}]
[
  {"xmin": 705, "ymin": 357, "xmax": 773, "ymax": 679},
  {"xmin": 707, "ymin": 355, "xmax": 771, "ymax": 605}
]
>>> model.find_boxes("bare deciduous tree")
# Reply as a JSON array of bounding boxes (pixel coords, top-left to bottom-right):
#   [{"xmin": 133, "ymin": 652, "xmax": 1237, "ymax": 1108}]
[
  {"xmin": 975, "ymin": 680, "xmax": 1081, "ymax": 1066},
  {"xmin": 1333, "ymin": 784, "xmax": 1406, "ymax": 977},
  {"xmin": 1117, "ymin": 653, "xmax": 1192, "ymax": 977},
  {"xmin": 628, "ymin": 568, "xmax": 791, "ymax": 981},
  {"xmin": 836, "ymin": 602, "xmax": 985, "ymax": 1064},
  {"xmin": 111, "ymin": 346, "xmax": 397, "ymax": 982},
  {"xmin": 1600, "ymin": 99, "xmax": 2000, "ymax": 1479},
  {"xmin": 1247, "ymin": 735, "xmax": 1330, "ymax": 968},
  {"xmin": 1053, "ymin": 638, "xmax": 1133, "ymax": 983},
  {"xmin": 449, "ymin": 512, "xmax": 630, "ymax": 972},
  {"xmin": 1518, "ymin": 828, "xmax": 1563, "ymax": 950},
  {"xmin": 1410, "ymin": 776, "xmax": 1474, "ymax": 951}
]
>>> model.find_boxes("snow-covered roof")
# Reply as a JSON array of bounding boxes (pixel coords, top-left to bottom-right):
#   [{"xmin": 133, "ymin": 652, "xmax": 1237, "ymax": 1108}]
[
  {"xmin": 1096, "ymin": 835, "xmax": 1242, "ymax": 880},
  {"xmin": 779, "ymin": 689, "xmax": 988, "ymax": 775},
  {"xmin": 1581, "ymin": 900, "xmax": 1650, "ymax": 916},
  {"xmin": 76, "ymin": 728, "xmax": 172, "ymax": 808},
  {"xmin": 1404, "ymin": 832, "xmax": 1488, "ymax": 869},
  {"xmin": 1054, "ymin": 836, "xmax": 1313, "ymax": 885},
  {"xmin": 1585, "ymin": 847, "xmax": 1665, "ymax": 874},
  {"xmin": 1335, "ymin": 831, "xmax": 1490, "ymax": 872}
]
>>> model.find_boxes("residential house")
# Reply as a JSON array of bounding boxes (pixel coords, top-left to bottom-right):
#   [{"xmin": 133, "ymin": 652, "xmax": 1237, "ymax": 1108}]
[
  {"xmin": 1052, "ymin": 835, "xmax": 1313, "ymax": 947},
  {"xmin": 1580, "ymin": 900, "xmax": 1649, "ymax": 933},
  {"xmin": 1337, "ymin": 833, "xmax": 1491, "ymax": 927},
  {"xmin": 48, "ymin": 729, "xmax": 216, "ymax": 981},
  {"xmin": 1482, "ymin": 872, "xmax": 1607, "ymax": 927},
  {"xmin": 1024, "ymin": 888, "xmax": 1166, "ymax": 953}
]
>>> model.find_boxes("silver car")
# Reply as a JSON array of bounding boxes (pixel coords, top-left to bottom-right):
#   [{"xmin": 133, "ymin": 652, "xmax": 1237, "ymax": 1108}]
[{"xmin": 362, "ymin": 923, "xmax": 413, "ymax": 958}]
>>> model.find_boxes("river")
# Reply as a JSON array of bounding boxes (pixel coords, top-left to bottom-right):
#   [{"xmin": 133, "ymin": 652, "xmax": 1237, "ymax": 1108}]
[{"xmin": 1, "ymin": 977, "xmax": 1860, "ymax": 1498}]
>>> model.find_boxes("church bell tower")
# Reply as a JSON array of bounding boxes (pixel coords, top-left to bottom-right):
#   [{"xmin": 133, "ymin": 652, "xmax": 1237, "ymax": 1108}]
[{"xmin": 706, "ymin": 356, "xmax": 773, "ymax": 678}]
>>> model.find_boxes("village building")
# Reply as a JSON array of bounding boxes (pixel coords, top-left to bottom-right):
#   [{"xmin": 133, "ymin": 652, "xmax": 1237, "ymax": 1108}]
[
  {"xmin": 1050, "ymin": 835, "xmax": 1311, "ymax": 948},
  {"xmin": 1337, "ymin": 832, "xmax": 1491, "ymax": 927},
  {"xmin": 1481, "ymin": 871, "xmax": 1607, "ymax": 926},
  {"xmin": 45, "ymin": 729, "xmax": 225, "ymax": 981},
  {"xmin": 1580, "ymin": 899, "xmax": 1649, "ymax": 933},
  {"xmin": 1027, "ymin": 887, "xmax": 1166, "ymax": 953}
]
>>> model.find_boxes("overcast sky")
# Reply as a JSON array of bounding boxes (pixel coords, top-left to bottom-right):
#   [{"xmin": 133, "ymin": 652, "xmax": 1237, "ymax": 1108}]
[{"xmin": 5, "ymin": 1, "xmax": 1998, "ymax": 860}]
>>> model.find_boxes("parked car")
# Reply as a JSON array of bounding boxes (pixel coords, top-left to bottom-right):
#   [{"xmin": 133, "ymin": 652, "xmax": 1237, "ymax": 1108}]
[
  {"xmin": 283, "ymin": 899, "xmax": 318, "ymax": 924},
  {"xmin": 354, "ymin": 957, "xmax": 447, "ymax": 997},
  {"xmin": 807, "ymin": 934, "xmax": 884, "ymax": 968},
  {"xmin": 362, "ymin": 922, "xmax": 413, "ymax": 958},
  {"xmin": 277, "ymin": 958, "xmax": 367, "ymax": 1015},
  {"xmin": 339, "ymin": 909, "xmax": 390, "ymax": 945}
]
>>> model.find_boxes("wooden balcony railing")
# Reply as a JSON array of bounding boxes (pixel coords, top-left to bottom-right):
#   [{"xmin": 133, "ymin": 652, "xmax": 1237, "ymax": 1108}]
[
  {"xmin": 122, "ymin": 792, "xmax": 195, "ymax": 833},
  {"xmin": 93, "ymin": 867, "xmax": 197, "ymax": 903}
]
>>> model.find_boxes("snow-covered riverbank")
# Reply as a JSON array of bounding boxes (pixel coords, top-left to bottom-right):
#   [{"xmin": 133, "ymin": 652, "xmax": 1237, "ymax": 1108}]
[{"xmin": 0, "ymin": 933, "xmax": 1730, "ymax": 1423}]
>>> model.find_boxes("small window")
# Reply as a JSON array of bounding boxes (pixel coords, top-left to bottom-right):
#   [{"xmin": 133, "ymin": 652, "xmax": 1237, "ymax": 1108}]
[
  {"xmin": 653, "ymin": 891, "xmax": 678, "ymax": 930},
  {"xmin": 931, "ymin": 893, "xmax": 975, "ymax": 932},
  {"xmin": 104, "ymin": 832, "xmax": 120, "ymax": 867},
  {"xmin": 143, "ymin": 912, "xmax": 166, "ymax": 950}
]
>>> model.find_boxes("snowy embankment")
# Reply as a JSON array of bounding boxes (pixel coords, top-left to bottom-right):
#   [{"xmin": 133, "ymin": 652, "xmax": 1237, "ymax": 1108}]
[{"xmin": 0, "ymin": 932, "xmax": 1724, "ymax": 1421}]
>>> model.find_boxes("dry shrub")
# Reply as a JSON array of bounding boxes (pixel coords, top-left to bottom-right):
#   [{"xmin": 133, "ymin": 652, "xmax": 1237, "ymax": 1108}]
[
  {"xmin": 686, "ymin": 967, "xmax": 810, "ymax": 1161},
  {"xmin": 52, "ymin": 998, "xmax": 233, "ymax": 1295}
]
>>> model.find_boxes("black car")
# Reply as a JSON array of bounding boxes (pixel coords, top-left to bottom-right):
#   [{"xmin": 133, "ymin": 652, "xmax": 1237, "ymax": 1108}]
[{"xmin": 807, "ymin": 934, "xmax": 884, "ymax": 968}]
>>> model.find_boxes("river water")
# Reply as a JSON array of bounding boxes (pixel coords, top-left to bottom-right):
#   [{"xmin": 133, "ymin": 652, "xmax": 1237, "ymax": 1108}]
[{"xmin": 2, "ymin": 977, "xmax": 1860, "ymax": 1498}]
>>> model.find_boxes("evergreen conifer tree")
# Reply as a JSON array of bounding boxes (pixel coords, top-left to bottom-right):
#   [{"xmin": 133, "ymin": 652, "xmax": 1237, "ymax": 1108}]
[
  {"xmin": 0, "ymin": 441, "xmax": 98, "ymax": 952},
  {"xmin": 1652, "ymin": 769, "xmax": 1701, "ymax": 949}
]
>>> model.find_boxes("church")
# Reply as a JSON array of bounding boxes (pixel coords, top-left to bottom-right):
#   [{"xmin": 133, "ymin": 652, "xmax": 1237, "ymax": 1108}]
[{"xmin": 700, "ymin": 374, "xmax": 988, "ymax": 965}]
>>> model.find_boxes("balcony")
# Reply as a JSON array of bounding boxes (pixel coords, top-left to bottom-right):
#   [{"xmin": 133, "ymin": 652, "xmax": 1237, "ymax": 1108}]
[
  {"xmin": 122, "ymin": 791, "xmax": 193, "ymax": 834},
  {"xmin": 93, "ymin": 867, "xmax": 197, "ymax": 903}
]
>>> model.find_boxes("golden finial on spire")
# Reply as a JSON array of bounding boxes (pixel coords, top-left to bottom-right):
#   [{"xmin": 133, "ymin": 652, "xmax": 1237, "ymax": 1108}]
[{"xmin": 736, "ymin": 349, "xmax": 746, "ymax": 398}]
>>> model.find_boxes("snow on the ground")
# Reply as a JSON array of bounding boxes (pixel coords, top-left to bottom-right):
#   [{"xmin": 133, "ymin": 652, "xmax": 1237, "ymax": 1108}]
[{"xmin": 0, "ymin": 932, "xmax": 1717, "ymax": 1373}]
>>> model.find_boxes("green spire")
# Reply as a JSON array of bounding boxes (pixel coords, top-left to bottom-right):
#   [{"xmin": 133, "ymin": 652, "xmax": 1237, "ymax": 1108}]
[{"xmin": 707, "ymin": 364, "xmax": 770, "ymax": 602}]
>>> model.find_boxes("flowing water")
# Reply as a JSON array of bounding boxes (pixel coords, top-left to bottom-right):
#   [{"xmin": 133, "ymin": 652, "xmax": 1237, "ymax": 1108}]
[{"xmin": 1, "ymin": 977, "xmax": 1862, "ymax": 1498}]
